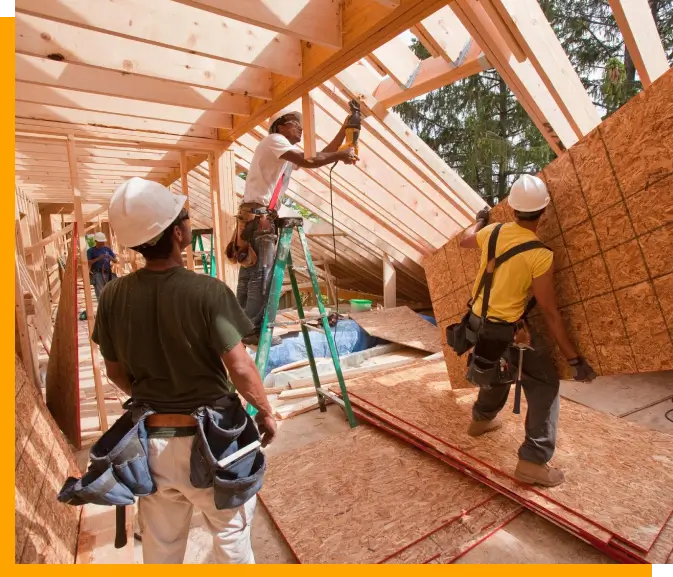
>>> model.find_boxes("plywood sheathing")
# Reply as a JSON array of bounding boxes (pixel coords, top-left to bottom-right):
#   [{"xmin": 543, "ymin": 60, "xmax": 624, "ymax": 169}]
[
  {"xmin": 337, "ymin": 359, "xmax": 673, "ymax": 554},
  {"xmin": 426, "ymin": 67, "xmax": 673, "ymax": 385},
  {"xmin": 259, "ymin": 425, "xmax": 498, "ymax": 564},
  {"xmin": 349, "ymin": 306, "xmax": 442, "ymax": 353},
  {"xmin": 45, "ymin": 234, "xmax": 80, "ymax": 448},
  {"xmin": 15, "ymin": 354, "xmax": 81, "ymax": 564}
]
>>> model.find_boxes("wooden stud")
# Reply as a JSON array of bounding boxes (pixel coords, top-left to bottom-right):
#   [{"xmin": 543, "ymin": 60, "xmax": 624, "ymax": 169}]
[
  {"xmin": 208, "ymin": 153, "xmax": 225, "ymax": 282},
  {"xmin": 369, "ymin": 37, "xmax": 421, "ymax": 90},
  {"xmin": 15, "ymin": 251, "xmax": 41, "ymax": 393},
  {"xmin": 383, "ymin": 253, "xmax": 397, "ymax": 308},
  {"xmin": 302, "ymin": 93, "xmax": 317, "ymax": 158},
  {"xmin": 608, "ymin": 0, "xmax": 670, "ymax": 87},
  {"xmin": 66, "ymin": 135, "xmax": 109, "ymax": 433},
  {"xmin": 216, "ymin": 150, "xmax": 240, "ymax": 291},
  {"xmin": 413, "ymin": 6, "xmax": 473, "ymax": 63},
  {"xmin": 179, "ymin": 152, "xmax": 196, "ymax": 271}
]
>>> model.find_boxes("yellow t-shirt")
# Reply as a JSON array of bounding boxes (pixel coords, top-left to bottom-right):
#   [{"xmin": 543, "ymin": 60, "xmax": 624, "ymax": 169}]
[{"xmin": 470, "ymin": 223, "xmax": 553, "ymax": 323}]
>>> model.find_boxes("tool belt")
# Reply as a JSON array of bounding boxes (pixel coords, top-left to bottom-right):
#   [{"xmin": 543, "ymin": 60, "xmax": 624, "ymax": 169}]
[
  {"xmin": 57, "ymin": 394, "xmax": 265, "ymax": 511},
  {"xmin": 444, "ymin": 223, "xmax": 550, "ymax": 389},
  {"xmin": 226, "ymin": 202, "xmax": 278, "ymax": 269}
]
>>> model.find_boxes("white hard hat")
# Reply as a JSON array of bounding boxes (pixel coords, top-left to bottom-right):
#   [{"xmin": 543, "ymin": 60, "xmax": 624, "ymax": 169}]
[
  {"xmin": 268, "ymin": 108, "xmax": 302, "ymax": 132},
  {"xmin": 508, "ymin": 175, "xmax": 550, "ymax": 212},
  {"xmin": 108, "ymin": 177, "xmax": 187, "ymax": 248},
  {"xmin": 94, "ymin": 232, "xmax": 107, "ymax": 243}
]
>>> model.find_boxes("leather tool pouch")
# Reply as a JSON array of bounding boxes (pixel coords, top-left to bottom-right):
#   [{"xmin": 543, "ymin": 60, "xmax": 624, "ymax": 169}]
[
  {"xmin": 445, "ymin": 310, "xmax": 476, "ymax": 356},
  {"xmin": 58, "ymin": 404, "xmax": 155, "ymax": 507},
  {"xmin": 190, "ymin": 394, "xmax": 266, "ymax": 510}
]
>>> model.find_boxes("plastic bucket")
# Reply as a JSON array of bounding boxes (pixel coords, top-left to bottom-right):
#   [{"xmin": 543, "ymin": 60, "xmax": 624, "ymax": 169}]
[{"xmin": 350, "ymin": 299, "xmax": 372, "ymax": 312}]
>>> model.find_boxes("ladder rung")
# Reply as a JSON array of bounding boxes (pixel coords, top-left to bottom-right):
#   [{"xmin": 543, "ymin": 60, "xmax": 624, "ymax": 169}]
[
  {"xmin": 316, "ymin": 388, "xmax": 344, "ymax": 407},
  {"xmin": 290, "ymin": 266, "xmax": 308, "ymax": 271}
]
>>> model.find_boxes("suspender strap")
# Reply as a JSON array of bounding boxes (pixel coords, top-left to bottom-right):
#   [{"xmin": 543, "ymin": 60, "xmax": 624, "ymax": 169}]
[
  {"xmin": 267, "ymin": 169, "xmax": 287, "ymax": 211},
  {"xmin": 473, "ymin": 226, "xmax": 551, "ymax": 321}
]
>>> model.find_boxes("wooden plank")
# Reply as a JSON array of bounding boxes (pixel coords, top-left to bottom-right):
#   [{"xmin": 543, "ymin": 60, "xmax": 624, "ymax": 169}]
[
  {"xmin": 16, "ymin": 0, "xmax": 302, "ymax": 78},
  {"xmin": 273, "ymin": 397, "xmax": 323, "ymax": 420},
  {"xmin": 15, "ymin": 253, "xmax": 40, "ymax": 392},
  {"xmin": 259, "ymin": 425, "xmax": 495, "ymax": 563},
  {"xmin": 66, "ymin": 135, "xmax": 108, "ymax": 433},
  {"xmin": 608, "ymin": 0, "xmax": 670, "ymax": 87},
  {"xmin": 180, "ymin": 152, "xmax": 196, "ymax": 271},
  {"xmin": 217, "ymin": 151, "xmax": 239, "ymax": 290},
  {"xmin": 370, "ymin": 36, "xmax": 421, "ymax": 89},
  {"xmin": 342, "ymin": 361, "xmax": 673, "ymax": 553},
  {"xmin": 16, "ymin": 102, "xmax": 221, "ymax": 138},
  {"xmin": 24, "ymin": 223, "xmax": 74, "ymax": 254},
  {"xmin": 413, "ymin": 5, "xmax": 473, "ymax": 63},
  {"xmin": 16, "ymin": 82, "xmax": 234, "ymax": 129},
  {"xmin": 373, "ymin": 50, "xmax": 489, "ymax": 108},
  {"xmin": 45, "ymin": 232, "xmax": 81, "ymax": 448},
  {"xmin": 171, "ymin": 0, "xmax": 342, "ymax": 49},
  {"xmin": 301, "ymin": 93, "xmax": 317, "ymax": 158},
  {"xmin": 16, "ymin": 54, "xmax": 251, "ymax": 115},
  {"xmin": 16, "ymin": 13, "xmax": 273, "ymax": 98},
  {"xmin": 208, "ymin": 153, "xmax": 225, "ymax": 282},
  {"xmin": 382, "ymin": 253, "xmax": 396, "ymax": 308}
]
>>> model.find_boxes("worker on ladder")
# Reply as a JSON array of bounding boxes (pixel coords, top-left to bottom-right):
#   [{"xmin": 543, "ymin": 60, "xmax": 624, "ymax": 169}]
[
  {"xmin": 228, "ymin": 107, "xmax": 357, "ymax": 346},
  {"xmin": 453, "ymin": 175, "xmax": 596, "ymax": 487},
  {"xmin": 91, "ymin": 177, "xmax": 276, "ymax": 563}
]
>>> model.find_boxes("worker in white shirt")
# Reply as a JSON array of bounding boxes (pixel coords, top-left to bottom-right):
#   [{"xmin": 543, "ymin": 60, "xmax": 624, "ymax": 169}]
[{"xmin": 228, "ymin": 108, "xmax": 356, "ymax": 346}]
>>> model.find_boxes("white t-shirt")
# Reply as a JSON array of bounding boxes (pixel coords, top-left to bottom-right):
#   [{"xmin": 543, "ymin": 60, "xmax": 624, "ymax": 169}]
[{"xmin": 243, "ymin": 133, "xmax": 302, "ymax": 206}]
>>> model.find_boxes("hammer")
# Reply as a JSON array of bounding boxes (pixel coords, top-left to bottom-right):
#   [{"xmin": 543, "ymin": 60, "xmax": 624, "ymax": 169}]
[{"xmin": 511, "ymin": 321, "xmax": 533, "ymax": 415}]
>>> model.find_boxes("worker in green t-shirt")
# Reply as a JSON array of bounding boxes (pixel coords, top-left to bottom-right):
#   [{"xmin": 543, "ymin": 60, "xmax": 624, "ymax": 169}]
[{"xmin": 92, "ymin": 177, "xmax": 276, "ymax": 564}]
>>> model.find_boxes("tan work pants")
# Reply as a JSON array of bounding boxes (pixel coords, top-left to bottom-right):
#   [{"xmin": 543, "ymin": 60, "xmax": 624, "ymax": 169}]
[{"xmin": 138, "ymin": 436, "xmax": 256, "ymax": 564}]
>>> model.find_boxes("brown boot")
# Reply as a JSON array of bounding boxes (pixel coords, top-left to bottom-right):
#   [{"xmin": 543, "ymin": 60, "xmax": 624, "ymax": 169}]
[
  {"xmin": 514, "ymin": 459, "xmax": 565, "ymax": 487},
  {"xmin": 467, "ymin": 417, "xmax": 502, "ymax": 437}
]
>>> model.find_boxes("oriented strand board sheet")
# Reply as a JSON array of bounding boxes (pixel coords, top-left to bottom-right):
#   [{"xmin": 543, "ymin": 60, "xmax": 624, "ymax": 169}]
[
  {"xmin": 349, "ymin": 306, "xmax": 442, "ymax": 353},
  {"xmin": 259, "ymin": 425, "xmax": 495, "ymax": 564},
  {"xmin": 341, "ymin": 360, "xmax": 673, "ymax": 553},
  {"xmin": 45, "ymin": 237, "xmax": 80, "ymax": 448}
]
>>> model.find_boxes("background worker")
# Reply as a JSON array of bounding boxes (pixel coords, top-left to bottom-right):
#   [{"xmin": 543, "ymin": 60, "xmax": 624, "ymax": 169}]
[
  {"xmin": 459, "ymin": 174, "xmax": 596, "ymax": 487},
  {"xmin": 87, "ymin": 231, "xmax": 118, "ymax": 300},
  {"xmin": 234, "ymin": 108, "xmax": 357, "ymax": 346},
  {"xmin": 92, "ymin": 177, "xmax": 277, "ymax": 564}
]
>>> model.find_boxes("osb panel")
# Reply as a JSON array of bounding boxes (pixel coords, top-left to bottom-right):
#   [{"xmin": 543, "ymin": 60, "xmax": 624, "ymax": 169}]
[
  {"xmin": 653, "ymin": 273, "xmax": 673, "ymax": 332},
  {"xmin": 638, "ymin": 223, "xmax": 673, "ymax": 279},
  {"xmin": 583, "ymin": 294, "xmax": 637, "ymax": 375},
  {"xmin": 260, "ymin": 426, "xmax": 494, "ymax": 564},
  {"xmin": 350, "ymin": 306, "xmax": 442, "ymax": 353},
  {"xmin": 433, "ymin": 292, "xmax": 458, "ymax": 324},
  {"xmin": 544, "ymin": 153, "xmax": 589, "ymax": 231},
  {"xmin": 572, "ymin": 256, "xmax": 611, "ymax": 301},
  {"xmin": 343, "ymin": 362, "xmax": 673, "ymax": 552},
  {"xmin": 460, "ymin": 247, "xmax": 481, "ymax": 286},
  {"xmin": 45, "ymin": 240, "xmax": 80, "ymax": 448},
  {"xmin": 554, "ymin": 269, "xmax": 581, "ymax": 307},
  {"xmin": 444, "ymin": 238, "xmax": 467, "ymax": 292},
  {"xmin": 626, "ymin": 174, "xmax": 673, "ymax": 235},
  {"xmin": 559, "ymin": 304, "xmax": 601, "ymax": 373},
  {"xmin": 604, "ymin": 239, "xmax": 649, "ymax": 290},
  {"xmin": 569, "ymin": 128, "xmax": 621, "ymax": 216},
  {"xmin": 535, "ymin": 195, "xmax": 561, "ymax": 242},
  {"xmin": 592, "ymin": 201, "xmax": 636, "ymax": 251},
  {"xmin": 423, "ymin": 247, "xmax": 452, "ymax": 301},
  {"xmin": 616, "ymin": 282, "xmax": 673, "ymax": 373},
  {"xmin": 563, "ymin": 220, "xmax": 599, "ymax": 264},
  {"xmin": 545, "ymin": 235, "xmax": 570, "ymax": 271},
  {"xmin": 601, "ymin": 68, "xmax": 673, "ymax": 197}
]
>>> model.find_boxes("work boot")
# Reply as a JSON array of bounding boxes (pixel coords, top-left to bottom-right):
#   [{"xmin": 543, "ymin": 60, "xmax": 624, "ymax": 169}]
[
  {"xmin": 514, "ymin": 459, "xmax": 565, "ymax": 487},
  {"xmin": 466, "ymin": 417, "xmax": 502, "ymax": 437}
]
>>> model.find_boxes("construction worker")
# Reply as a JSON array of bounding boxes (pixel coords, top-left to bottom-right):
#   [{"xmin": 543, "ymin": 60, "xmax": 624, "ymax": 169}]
[
  {"xmin": 232, "ymin": 108, "xmax": 357, "ymax": 346},
  {"xmin": 92, "ymin": 177, "xmax": 276, "ymax": 564},
  {"xmin": 87, "ymin": 231, "xmax": 118, "ymax": 300},
  {"xmin": 459, "ymin": 174, "xmax": 596, "ymax": 487}
]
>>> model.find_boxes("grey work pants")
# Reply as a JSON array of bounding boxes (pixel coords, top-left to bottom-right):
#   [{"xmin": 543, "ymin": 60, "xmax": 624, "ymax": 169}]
[{"xmin": 469, "ymin": 315, "xmax": 560, "ymax": 464}]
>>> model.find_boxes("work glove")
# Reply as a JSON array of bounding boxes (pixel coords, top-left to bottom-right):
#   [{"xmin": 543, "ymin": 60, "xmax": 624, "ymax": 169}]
[
  {"xmin": 568, "ymin": 356, "xmax": 597, "ymax": 382},
  {"xmin": 476, "ymin": 207, "xmax": 491, "ymax": 224}
]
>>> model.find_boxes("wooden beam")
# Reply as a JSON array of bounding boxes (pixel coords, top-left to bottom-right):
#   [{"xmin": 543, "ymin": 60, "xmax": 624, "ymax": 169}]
[
  {"xmin": 608, "ymin": 0, "xmax": 670, "ymax": 87},
  {"xmin": 223, "ymin": 0, "xmax": 450, "ymax": 141},
  {"xmin": 216, "ymin": 151, "xmax": 239, "ymax": 290},
  {"xmin": 171, "ymin": 0, "xmax": 342, "ymax": 48},
  {"xmin": 83, "ymin": 205, "xmax": 109, "ymax": 222},
  {"xmin": 16, "ymin": 82, "xmax": 234, "ymax": 129},
  {"xmin": 180, "ymin": 152, "xmax": 196, "ymax": 271},
  {"xmin": 486, "ymin": 0, "xmax": 601, "ymax": 138},
  {"xmin": 15, "ymin": 252, "xmax": 41, "ymax": 392},
  {"xmin": 208, "ymin": 153, "xmax": 225, "ymax": 282},
  {"xmin": 16, "ymin": 13, "xmax": 274, "ymax": 99},
  {"xmin": 382, "ymin": 253, "xmax": 396, "ymax": 308},
  {"xmin": 16, "ymin": 54, "xmax": 251, "ymax": 115},
  {"xmin": 17, "ymin": 0, "xmax": 302, "ymax": 78},
  {"xmin": 412, "ymin": 6, "xmax": 473, "ymax": 63},
  {"xmin": 373, "ymin": 49, "xmax": 489, "ymax": 108},
  {"xmin": 24, "ymin": 223, "xmax": 74, "ymax": 254},
  {"xmin": 302, "ymin": 93, "xmax": 317, "ymax": 158},
  {"xmin": 66, "ymin": 135, "xmax": 108, "ymax": 433},
  {"xmin": 369, "ymin": 37, "xmax": 421, "ymax": 89}
]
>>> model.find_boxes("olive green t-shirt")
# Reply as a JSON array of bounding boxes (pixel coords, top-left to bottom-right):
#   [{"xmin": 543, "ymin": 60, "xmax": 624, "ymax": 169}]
[{"xmin": 92, "ymin": 267, "xmax": 254, "ymax": 413}]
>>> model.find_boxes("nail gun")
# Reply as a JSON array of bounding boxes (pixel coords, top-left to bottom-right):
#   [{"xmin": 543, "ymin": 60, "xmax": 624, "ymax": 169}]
[{"xmin": 338, "ymin": 99, "xmax": 361, "ymax": 161}]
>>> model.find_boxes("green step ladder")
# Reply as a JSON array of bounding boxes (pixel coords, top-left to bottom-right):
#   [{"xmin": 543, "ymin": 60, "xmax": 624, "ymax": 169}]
[
  {"xmin": 246, "ymin": 217, "xmax": 358, "ymax": 428},
  {"xmin": 191, "ymin": 228, "xmax": 216, "ymax": 277}
]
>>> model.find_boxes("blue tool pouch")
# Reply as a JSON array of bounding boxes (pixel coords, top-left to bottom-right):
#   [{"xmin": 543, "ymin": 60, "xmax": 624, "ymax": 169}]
[
  {"xmin": 190, "ymin": 394, "xmax": 266, "ymax": 510},
  {"xmin": 58, "ymin": 403, "xmax": 155, "ymax": 507}
]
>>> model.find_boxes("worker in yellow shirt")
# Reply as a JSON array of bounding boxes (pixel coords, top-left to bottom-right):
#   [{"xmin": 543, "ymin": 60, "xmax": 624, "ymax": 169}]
[{"xmin": 458, "ymin": 175, "xmax": 596, "ymax": 487}]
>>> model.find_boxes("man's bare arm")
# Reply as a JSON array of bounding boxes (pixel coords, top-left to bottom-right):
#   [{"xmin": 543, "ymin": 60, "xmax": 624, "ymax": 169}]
[
  {"xmin": 459, "ymin": 208, "xmax": 491, "ymax": 249},
  {"xmin": 531, "ymin": 266, "xmax": 578, "ymax": 360},
  {"xmin": 104, "ymin": 360, "xmax": 132, "ymax": 396}
]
